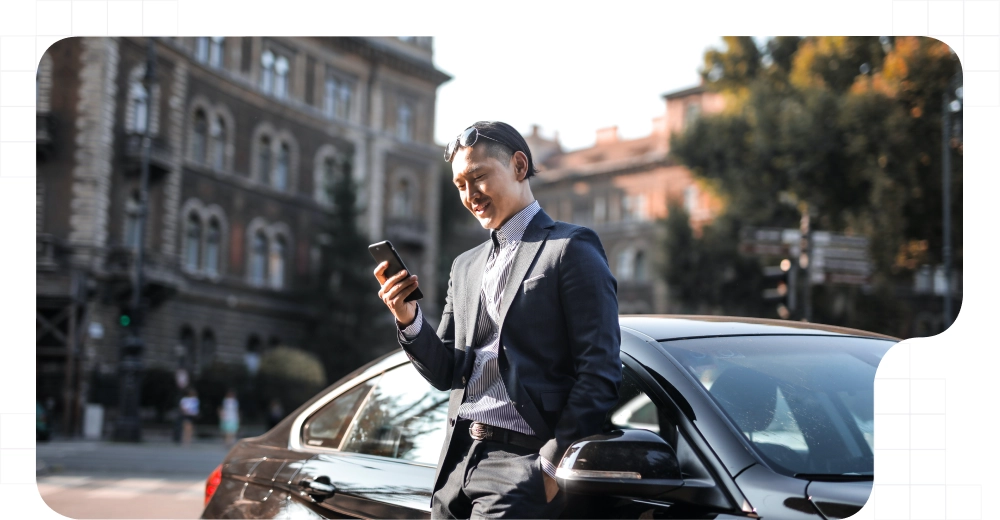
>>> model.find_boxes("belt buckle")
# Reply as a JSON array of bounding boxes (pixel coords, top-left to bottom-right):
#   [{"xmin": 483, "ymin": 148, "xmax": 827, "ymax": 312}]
[{"xmin": 469, "ymin": 422, "xmax": 491, "ymax": 441}]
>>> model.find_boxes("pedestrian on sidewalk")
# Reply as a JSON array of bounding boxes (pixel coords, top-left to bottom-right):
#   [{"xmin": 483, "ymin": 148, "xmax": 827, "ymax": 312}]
[
  {"xmin": 179, "ymin": 387, "xmax": 199, "ymax": 445},
  {"xmin": 218, "ymin": 389, "xmax": 239, "ymax": 446}
]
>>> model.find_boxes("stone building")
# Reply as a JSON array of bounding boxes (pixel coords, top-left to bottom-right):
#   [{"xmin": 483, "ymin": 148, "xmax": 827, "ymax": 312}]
[
  {"xmin": 528, "ymin": 85, "xmax": 724, "ymax": 314},
  {"xmin": 36, "ymin": 37, "xmax": 450, "ymax": 436}
]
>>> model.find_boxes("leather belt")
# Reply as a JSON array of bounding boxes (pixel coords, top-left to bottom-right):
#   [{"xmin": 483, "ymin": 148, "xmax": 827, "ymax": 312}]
[{"xmin": 465, "ymin": 420, "xmax": 546, "ymax": 451}]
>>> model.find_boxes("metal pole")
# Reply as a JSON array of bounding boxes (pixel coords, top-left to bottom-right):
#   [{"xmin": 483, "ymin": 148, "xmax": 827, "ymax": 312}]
[
  {"xmin": 942, "ymin": 77, "xmax": 953, "ymax": 329},
  {"xmin": 114, "ymin": 37, "xmax": 155, "ymax": 442}
]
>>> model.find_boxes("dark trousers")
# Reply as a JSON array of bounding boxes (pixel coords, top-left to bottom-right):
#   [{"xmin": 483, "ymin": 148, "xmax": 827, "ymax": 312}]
[{"xmin": 432, "ymin": 421, "xmax": 566, "ymax": 519}]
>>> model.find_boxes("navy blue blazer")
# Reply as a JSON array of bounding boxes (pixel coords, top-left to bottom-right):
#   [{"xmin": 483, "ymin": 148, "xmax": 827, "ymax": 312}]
[{"xmin": 398, "ymin": 208, "xmax": 622, "ymax": 495}]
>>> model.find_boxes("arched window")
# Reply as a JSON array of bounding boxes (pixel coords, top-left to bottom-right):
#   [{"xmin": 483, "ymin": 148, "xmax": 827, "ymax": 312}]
[
  {"xmin": 209, "ymin": 37, "xmax": 225, "ymax": 68},
  {"xmin": 634, "ymin": 250, "xmax": 647, "ymax": 282},
  {"xmin": 260, "ymin": 49, "xmax": 275, "ymax": 93},
  {"xmin": 274, "ymin": 142, "xmax": 290, "ymax": 191},
  {"xmin": 200, "ymin": 329, "xmax": 217, "ymax": 369},
  {"xmin": 192, "ymin": 109, "xmax": 208, "ymax": 164},
  {"xmin": 244, "ymin": 335, "xmax": 262, "ymax": 376},
  {"xmin": 250, "ymin": 231, "xmax": 267, "ymax": 286},
  {"xmin": 269, "ymin": 235, "xmax": 286, "ymax": 289},
  {"xmin": 321, "ymin": 156, "xmax": 338, "ymax": 204},
  {"xmin": 211, "ymin": 115, "xmax": 227, "ymax": 170},
  {"xmin": 616, "ymin": 248, "xmax": 634, "ymax": 281},
  {"xmin": 392, "ymin": 178, "xmax": 413, "ymax": 217},
  {"xmin": 397, "ymin": 101, "xmax": 412, "ymax": 141},
  {"xmin": 274, "ymin": 55, "xmax": 290, "ymax": 99},
  {"xmin": 185, "ymin": 212, "xmax": 202, "ymax": 271},
  {"xmin": 179, "ymin": 326, "xmax": 197, "ymax": 372},
  {"xmin": 130, "ymin": 82, "xmax": 149, "ymax": 134},
  {"xmin": 124, "ymin": 190, "xmax": 141, "ymax": 249},
  {"xmin": 195, "ymin": 37, "xmax": 210, "ymax": 63},
  {"xmin": 204, "ymin": 217, "xmax": 221, "ymax": 276},
  {"xmin": 258, "ymin": 135, "xmax": 272, "ymax": 185}
]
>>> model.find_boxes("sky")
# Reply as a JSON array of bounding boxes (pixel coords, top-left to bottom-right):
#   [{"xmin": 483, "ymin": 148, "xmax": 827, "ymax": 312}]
[{"xmin": 431, "ymin": 34, "xmax": 725, "ymax": 152}]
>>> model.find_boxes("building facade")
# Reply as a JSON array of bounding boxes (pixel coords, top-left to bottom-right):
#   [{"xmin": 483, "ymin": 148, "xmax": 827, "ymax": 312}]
[
  {"xmin": 36, "ymin": 37, "xmax": 449, "ymax": 436},
  {"xmin": 528, "ymin": 85, "xmax": 724, "ymax": 314}
]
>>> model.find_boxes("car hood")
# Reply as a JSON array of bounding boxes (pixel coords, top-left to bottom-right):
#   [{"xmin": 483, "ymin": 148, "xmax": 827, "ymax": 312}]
[{"xmin": 806, "ymin": 480, "xmax": 873, "ymax": 519}]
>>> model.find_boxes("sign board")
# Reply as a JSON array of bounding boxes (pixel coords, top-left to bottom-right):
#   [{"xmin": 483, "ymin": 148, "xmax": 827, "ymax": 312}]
[{"xmin": 741, "ymin": 227, "xmax": 872, "ymax": 285}]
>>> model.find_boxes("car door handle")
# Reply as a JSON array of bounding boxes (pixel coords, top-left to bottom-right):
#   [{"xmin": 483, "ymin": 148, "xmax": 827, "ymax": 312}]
[{"xmin": 300, "ymin": 478, "xmax": 337, "ymax": 499}]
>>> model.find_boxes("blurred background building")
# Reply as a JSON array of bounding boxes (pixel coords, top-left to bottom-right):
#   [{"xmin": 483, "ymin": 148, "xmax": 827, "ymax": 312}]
[
  {"xmin": 36, "ymin": 37, "xmax": 450, "ymax": 438},
  {"xmin": 528, "ymin": 85, "xmax": 725, "ymax": 314}
]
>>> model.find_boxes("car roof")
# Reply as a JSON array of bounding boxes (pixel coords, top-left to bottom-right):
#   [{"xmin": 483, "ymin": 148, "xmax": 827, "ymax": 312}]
[{"xmin": 619, "ymin": 315, "xmax": 899, "ymax": 342}]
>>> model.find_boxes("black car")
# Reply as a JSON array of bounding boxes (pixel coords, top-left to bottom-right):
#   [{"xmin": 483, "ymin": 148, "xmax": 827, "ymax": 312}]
[{"xmin": 201, "ymin": 316, "xmax": 893, "ymax": 519}]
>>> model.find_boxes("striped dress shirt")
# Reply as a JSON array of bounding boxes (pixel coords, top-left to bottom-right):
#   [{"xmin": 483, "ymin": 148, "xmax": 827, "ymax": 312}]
[{"xmin": 400, "ymin": 201, "xmax": 557, "ymax": 476}]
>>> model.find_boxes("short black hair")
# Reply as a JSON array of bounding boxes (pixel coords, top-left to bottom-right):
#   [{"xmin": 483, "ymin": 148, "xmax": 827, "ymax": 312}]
[{"xmin": 467, "ymin": 121, "xmax": 539, "ymax": 179}]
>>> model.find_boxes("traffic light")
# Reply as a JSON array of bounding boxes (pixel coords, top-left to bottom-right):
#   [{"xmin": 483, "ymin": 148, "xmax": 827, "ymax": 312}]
[{"xmin": 763, "ymin": 259, "xmax": 794, "ymax": 319}]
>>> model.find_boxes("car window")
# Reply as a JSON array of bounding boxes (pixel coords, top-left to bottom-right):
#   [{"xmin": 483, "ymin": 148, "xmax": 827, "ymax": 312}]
[
  {"xmin": 608, "ymin": 366, "xmax": 679, "ymax": 448},
  {"xmin": 302, "ymin": 378, "xmax": 378, "ymax": 449},
  {"xmin": 340, "ymin": 364, "xmax": 450, "ymax": 465},
  {"xmin": 661, "ymin": 335, "xmax": 890, "ymax": 477}
]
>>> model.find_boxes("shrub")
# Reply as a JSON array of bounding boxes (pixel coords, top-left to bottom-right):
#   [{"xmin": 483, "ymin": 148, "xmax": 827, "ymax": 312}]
[{"xmin": 255, "ymin": 346, "xmax": 327, "ymax": 415}]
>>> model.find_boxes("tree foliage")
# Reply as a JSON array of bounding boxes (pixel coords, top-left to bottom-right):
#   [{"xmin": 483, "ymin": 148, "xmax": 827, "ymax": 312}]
[
  {"xmin": 309, "ymin": 160, "xmax": 394, "ymax": 383},
  {"xmin": 666, "ymin": 37, "xmax": 962, "ymax": 334}
]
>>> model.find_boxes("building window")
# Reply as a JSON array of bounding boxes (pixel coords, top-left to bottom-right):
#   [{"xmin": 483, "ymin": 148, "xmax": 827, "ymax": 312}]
[
  {"xmin": 634, "ymin": 250, "xmax": 647, "ymax": 282},
  {"xmin": 124, "ymin": 191, "xmax": 141, "ymax": 249},
  {"xmin": 200, "ymin": 329, "xmax": 217, "ymax": 369},
  {"xmin": 209, "ymin": 37, "xmax": 225, "ymax": 68},
  {"xmin": 622, "ymin": 193, "xmax": 646, "ymax": 222},
  {"xmin": 684, "ymin": 102, "xmax": 701, "ymax": 128},
  {"xmin": 616, "ymin": 248, "xmax": 635, "ymax": 281},
  {"xmin": 258, "ymin": 135, "xmax": 272, "ymax": 185},
  {"xmin": 244, "ymin": 335, "xmax": 261, "ymax": 376},
  {"xmin": 179, "ymin": 326, "xmax": 197, "ymax": 372},
  {"xmin": 274, "ymin": 55, "xmax": 290, "ymax": 99},
  {"xmin": 129, "ymin": 82, "xmax": 149, "ymax": 134},
  {"xmin": 195, "ymin": 37, "xmax": 210, "ymax": 63},
  {"xmin": 192, "ymin": 109, "xmax": 208, "ymax": 164},
  {"xmin": 324, "ymin": 72, "xmax": 352, "ymax": 119},
  {"xmin": 593, "ymin": 196, "xmax": 607, "ymax": 223},
  {"xmin": 321, "ymin": 156, "xmax": 338, "ymax": 204},
  {"xmin": 396, "ymin": 101, "xmax": 413, "ymax": 141},
  {"xmin": 250, "ymin": 231, "xmax": 267, "ymax": 286},
  {"xmin": 392, "ymin": 178, "xmax": 413, "ymax": 217},
  {"xmin": 211, "ymin": 115, "xmax": 227, "ymax": 170},
  {"xmin": 260, "ymin": 49, "xmax": 275, "ymax": 94},
  {"xmin": 185, "ymin": 212, "xmax": 202, "ymax": 271},
  {"xmin": 274, "ymin": 142, "xmax": 290, "ymax": 191},
  {"xmin": 205, "ymin": 218, "xmax": 221, "ymax": 276},
  {"xmin": 269, "ymin": 235, "xmax": 286, "ymax": 289}
]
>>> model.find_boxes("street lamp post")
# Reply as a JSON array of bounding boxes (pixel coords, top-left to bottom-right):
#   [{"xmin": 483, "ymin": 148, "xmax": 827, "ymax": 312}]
[{"xmin": 114, "ymin": 37, "xmax": 156, "ymax": 442}]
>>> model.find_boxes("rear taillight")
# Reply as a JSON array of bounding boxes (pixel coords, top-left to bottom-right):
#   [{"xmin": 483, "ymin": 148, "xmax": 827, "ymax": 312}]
[{"xmin": 204, "ymin": 464, "xmax": 222, "ymax": 506}]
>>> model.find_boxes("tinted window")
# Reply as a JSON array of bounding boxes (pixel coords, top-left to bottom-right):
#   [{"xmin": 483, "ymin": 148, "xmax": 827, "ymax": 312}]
[
  {"xmin": 660, "ymin": 335, "xmax": 891, "ymax": 477},
  {"xmin": 302, "ymin": 379, "xmax": 376, "ymax": 449},
  {"xmin": 341, "ymin": 364, "xmax": 450, "ymax": 465},
  {"xmin": 607, "ymin": 365, "xmax": 680, "ymax": 449}
]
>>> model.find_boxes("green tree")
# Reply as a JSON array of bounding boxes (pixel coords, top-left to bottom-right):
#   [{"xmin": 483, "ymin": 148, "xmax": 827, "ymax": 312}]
[
  {"xmin": 670, "ymin": 37, "xmax": 962, "ymax": 335},
  {"xmin": 310, "ymin": 159, "xmax": 394, "ymax": 383},
  {"xmin": 256, "ymin": 346, "xmax": 327, "ymax": 413}
]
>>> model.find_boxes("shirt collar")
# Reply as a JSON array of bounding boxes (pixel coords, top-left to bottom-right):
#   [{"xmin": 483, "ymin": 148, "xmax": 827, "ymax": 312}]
[{"xmin": 491, "ymin": 200, "xmax": 541, "ymax": 248}]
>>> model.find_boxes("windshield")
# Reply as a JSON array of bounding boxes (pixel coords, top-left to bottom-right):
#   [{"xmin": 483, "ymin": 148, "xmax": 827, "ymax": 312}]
[{"xmin": 659, "ymin": 335, "xmax": 892, "ymax": 478}]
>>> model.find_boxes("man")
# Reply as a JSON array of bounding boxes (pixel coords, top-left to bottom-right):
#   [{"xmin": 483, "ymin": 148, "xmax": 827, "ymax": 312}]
[{"xmin": 375, "ymin": 121, "xmax": 621, "ymax": 518}]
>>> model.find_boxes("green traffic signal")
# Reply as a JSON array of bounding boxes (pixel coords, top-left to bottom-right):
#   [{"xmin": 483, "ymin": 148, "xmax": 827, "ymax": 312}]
[{"xmin": 119, "ymin": 314, "xmax": 131, "ymax": 327}]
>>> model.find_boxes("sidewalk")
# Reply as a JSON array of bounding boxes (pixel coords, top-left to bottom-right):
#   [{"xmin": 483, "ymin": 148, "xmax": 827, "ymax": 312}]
[{"xmin": 37, "ymin": 438, "xmax": 234, "ymax": 479}]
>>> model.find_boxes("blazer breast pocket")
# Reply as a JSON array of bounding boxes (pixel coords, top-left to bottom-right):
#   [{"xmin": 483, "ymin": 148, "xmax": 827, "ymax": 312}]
[{"xmin": 522, "ymin": 273, "xmax": 546, "ymax": 294}]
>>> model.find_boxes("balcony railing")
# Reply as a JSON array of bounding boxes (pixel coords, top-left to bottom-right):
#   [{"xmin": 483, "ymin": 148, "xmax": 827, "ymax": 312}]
[{"xmin": 121, "ymin": 133, "xmax": 172, "ymax": 178}]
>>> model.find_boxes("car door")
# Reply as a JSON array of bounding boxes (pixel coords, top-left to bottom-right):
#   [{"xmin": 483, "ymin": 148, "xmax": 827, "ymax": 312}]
[{"xmin": 294, "ymin": 363, "xmax": 450, "ymax": 519}]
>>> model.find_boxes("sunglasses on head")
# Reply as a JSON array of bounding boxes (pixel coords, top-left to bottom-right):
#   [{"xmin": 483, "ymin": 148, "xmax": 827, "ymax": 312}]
[{"xmin": 444, "ymin": 126, "xmax": 503, "ymax": 162}]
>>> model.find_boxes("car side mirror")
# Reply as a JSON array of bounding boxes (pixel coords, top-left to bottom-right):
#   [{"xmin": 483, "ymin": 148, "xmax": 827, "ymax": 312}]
[{"xmin": 555, "ymin": 429, "xmax": 684, "ymax": 499}]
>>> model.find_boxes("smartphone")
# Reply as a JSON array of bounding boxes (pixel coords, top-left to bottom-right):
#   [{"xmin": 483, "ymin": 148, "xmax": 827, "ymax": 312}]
[{"xmin": 369, "ymin": 240, "xmax": 423, "ymax": 302}]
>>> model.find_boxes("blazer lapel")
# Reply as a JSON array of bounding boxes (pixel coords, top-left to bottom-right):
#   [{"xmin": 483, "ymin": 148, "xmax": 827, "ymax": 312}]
[
  {"xmin": 498, "ymin": 209, "xmax": 554, "ymax": 331},
  {"xmin": 463, "ymin": 240, "xmax": 493, "ymax": 350}
]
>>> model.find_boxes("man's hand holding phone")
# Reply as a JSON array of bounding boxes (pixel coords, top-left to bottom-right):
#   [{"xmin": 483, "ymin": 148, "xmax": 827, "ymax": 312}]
[{"xmin": 375, "ymin": 261, "xmax": 419, "ymax": 327}]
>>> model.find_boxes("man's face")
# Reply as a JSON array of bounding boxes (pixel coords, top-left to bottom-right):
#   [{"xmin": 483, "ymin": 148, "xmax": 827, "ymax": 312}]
[{"xmin": 451, "ymin": 144, "xmax": 525, "ymax": 229}]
